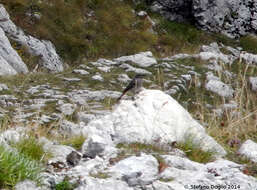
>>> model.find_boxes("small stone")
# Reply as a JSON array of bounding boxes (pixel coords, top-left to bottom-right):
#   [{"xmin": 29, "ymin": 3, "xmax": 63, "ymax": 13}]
[
  {"xmin": 0, "ymin": 84, "xmax": 8, "ymax": 91},
  {"xmin": 249, "ymin": 77, "xmax": 257, "ymax": 92},
  {"xmin": 238, "ymin": 140, "xmax": 257, "ymax": 163},
  {"xmin": 62, "ymin": 77, "xmax": 81, "ymax": 82},
  {"xmin": 92, "ymin": 74, "xmax": 104, "ymax": 81},
  {"xmin": 66, "ymin": 151, "xmax": 82, "ymax": 167},
  {"xmin": 73, "ymin": 69, "xmax": 89, "ymax": 75}
]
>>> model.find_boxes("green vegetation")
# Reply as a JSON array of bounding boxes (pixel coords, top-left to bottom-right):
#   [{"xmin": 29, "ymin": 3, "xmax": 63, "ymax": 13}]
[
  {"xmin": 112, "ymin": 143, "xmax": 169, "ymax": 165},
  {"xmin": 0, "ymin": 114, "xmax": 12, "ymax": 131},
  {"xmin": 3, "ymin": 0, "xmax": 241, "ymax": 65},
  {"xmin": 227, "ymin": 153, "xmax": 257, "ymax": 178},
  {"xmin": 116, "ymin": 142, "xmax": 168, "ymax": 155},
  {"xmin": 240, "ymin": 35, "xmax": 257, "ymax": 54},
  {"xmin": 178, "ymin": 136, "xmax": 215, "ymax": 163},
  {"xmin": 159, "ymin": 177, "xmax": 174, "ymax": 182},
  {"xmin": 3, "ymin": 0, "xmax": 156, "ymax": 62},
  {"xmin": 54, "ymin": 178, "xmax": 78, "ymax": 190},
  {"xmin": 90, "ymin": 171, "xmax": 111, "ymax": 179},
  {"xmin": 0, "ymin": 144, "xmax": 43, "ymax": 189},
  {"xmin": 11, "ymin": 135, "xmax": 48, "ymax": 162},
  {"xmin": 61, "ymin": 135, "xmax": 86, "ymax": 150}
]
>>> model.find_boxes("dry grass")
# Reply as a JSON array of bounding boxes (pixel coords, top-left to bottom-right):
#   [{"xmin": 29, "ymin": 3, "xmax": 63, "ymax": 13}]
[{"xmin": 204, "ymin": 61, "xmax": 257, "ymax": 146}]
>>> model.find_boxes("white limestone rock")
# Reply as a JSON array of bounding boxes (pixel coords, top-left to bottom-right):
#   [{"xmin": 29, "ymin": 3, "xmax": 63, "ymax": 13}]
[
  {"xmin": 117, "ymin": 74, "xmax": 131, "ymax": 83},
  {"xmin": 0, "ymin": 54, "xmax": 17, "ymax": 75},
  {"xmin": 108, "ymin": 154, "xmax": 159, "ymax": 187},
  {"xmin": 15, "ymin": 180, "xmax": 40, "ymax": 190},
  {"xmin": 84, "ymin": 89, "xmax": 226, "ymax": 157},
  {"xmin": 58, "ymin": 103, "xmax": 76, "ymax": 116},
  {"xmin": 66, "ymin": 156, "xmax": 109, "ymax": 180},
  {"xmin": 0, "ymin": 83, "xmax": 8, "ymax": 91},
  {"xmin": 73, "ymin": 69, "xmax": 89, "ymax": 75},
  {"xmin": 97, "ymin": 66, "xmax": 111, "ymax": 72},
  {"xmin": 68, "ymin": 90, "xmax": 121, "ymax": 101},
  {"xmin": 199, "ymin": 52, "xmax": 230, "ymax": 64},
  {"xmin": 0, "ymin": 4, "xmax": 63, "ymax": 72},
  {"xmin": 75, "ymin": 177, "xmax": 132, "ymax": 190},
  {"xmin": 120, "ymin": 63, "xmax": 152, "ymax": 75},
  {"xmin": 162, "ymin": 53, "xmax": 196, "ymax": 61},
  {"xmin": 62, "ymin": 77, "xmax": 81, "ymax": 82},
  {"xmin": 137, "ymin": 11, "xmax": 148, "ymax": 17},
  {"xmin": 240, "ymin": 52, "xmax": 257, "ymax": 65},
  {"xmin": 47, "ymin": 144, "xmax": 76, "ymax": 164},
  {"xmin": 205, "ymin": 80, "xmax": 234, "ymax": 98},
  {"xmin": 92, "ymin": 74, "xmax": 104, "ymax": 81},
  {"xmin": 0, "ymin": 128, "xmax": 24, "ymax": 144},
  {"xmin": 249, "ymin": 77, "xmax": 257, "ymax": 91},
  {"xmin": 0, "ymin": 27, "xmax": 28, "ymax": 74},
  {"xmin": 159, "ymin": 155, "xmax": 257, "ymax": 190},
  {"xmin": 114, "ymin": 51, "xmax": 157, "ymax": 67},
  {"xmin": 193, "ymin": 0, "xmax": 257, "ymax": 38},
  {"xmin": 59, "ymin": 120, "xmax": 83, "ymax": 136},
  {"xmin": 82, "ymin": 134, "xmax": 117, "ymax": 159},
  {"xmin": 77, "ymin": 112, "xmax": 96, "ymax": 124},
  {"xmin": 238, "ymin": 140, "xmax": 257, "ymax": 163},
  {"xmin": 90, "ymin": 58, "xmax": 118, "ymax": 66}
]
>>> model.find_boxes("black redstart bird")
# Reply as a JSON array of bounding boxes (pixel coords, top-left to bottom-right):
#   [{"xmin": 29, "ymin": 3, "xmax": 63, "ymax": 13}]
[{"xmin": 117, "ymin": 74, "xmax": 145, "ymax": 101}]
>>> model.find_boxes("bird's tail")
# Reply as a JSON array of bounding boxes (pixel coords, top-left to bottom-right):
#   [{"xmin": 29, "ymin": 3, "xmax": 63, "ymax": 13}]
[{"xmin": 117, "ymin": 90, "xmax": 127, "ymax": 102}]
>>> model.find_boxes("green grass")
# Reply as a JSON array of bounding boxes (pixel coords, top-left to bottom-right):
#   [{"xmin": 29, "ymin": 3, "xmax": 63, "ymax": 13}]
[
  {"xmin": 0, "ymin": 144, "xmax": 43, "ymax": 189},
  {"xmin": 111, "ymin": 143, "xmax": 169, "ymax": 165},
  {"xmin": 90, "ymin": 171, "xmax": 111, "ymax": 179},
  {"xmin": 3, "ymin": 0, "xmax": 242, "ymax": 64},
  {"xmin": 240, "ymin": 35, "xmax": 257, "ymax": 54},
  {"xmin": 61, "ymin": 135, "xmax": 86, "ymax": 151},
  {"xmin": 116, "ymin": 142, "xmax": 168, "ymax": 154},
  {"xmin": 159, "ymin": 177, "xmax": 174, "ymax": 182},
  {"xmin": 226, "ymin": 153, "xmax": 257, "ymax": 178},
  {"xmin": 4, "ymin": 0, "xmax": 157, "ymax": 62},
  {"xmin": 11, "ymin": 136, "xmax": 47, "ymax": 162},
  {"xmin": 54, "ymin": 178, "xmax": 77, "ymax": 190},
  {"xmin": 178, "ymin": 137, "xmax": 215, "ymax": 163}
]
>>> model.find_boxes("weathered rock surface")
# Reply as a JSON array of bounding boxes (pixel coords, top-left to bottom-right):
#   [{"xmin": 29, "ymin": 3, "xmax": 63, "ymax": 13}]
[
  {"xmin": 193, "ymin": 0, "xmax": 257, "ymax": 38},
  {"xmin": 0, "ymin": 4, "xmax": 63, "ymax": 72},
  {"xmin": 249, "ymin": 77, "xmax": 257, "ymax": 91},
  {"xmin": 0, "ymin": 83, "xmax": 8, "ymax": 91},
  {"xmin": 114, "ymin": 51, "xmax": 157, "ymax": 67},
  {"xmin": 151, "ymin": 0, "xmax": 257, "ymax": 38},
  {"xmin": 83, "ymin": 89, "xmax": 226, "ymax": 157},
  {"xmin": 108, "ymin": 154, "xmax": 159, "ymax": 187},
  {"xmin": 75, "ymin": 178, "xmax": 132, "ymax": 190},
  {"xmin": 160, "ymin": 155, "xmax": 257, "ymax": 190},
  {"xmin": 0, "ymin": 27, "xmax": 28, "ymax": 75},
  {"xmin": 15, "ymin": 180, "xmax": 40, "ymax": 190},
  {"xmin": 238, "ymin": 140, "xmax": 257, "ymax": 163},
  {"xmin": 205, "ymin": 79, "xmax": 234, "ymax": 98}
]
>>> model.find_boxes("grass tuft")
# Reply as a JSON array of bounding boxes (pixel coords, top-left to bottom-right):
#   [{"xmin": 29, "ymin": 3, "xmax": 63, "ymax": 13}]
[
  {"xmin": 240, "ymin": 35, "xmax": 257, "ymax": 54},
  {"xmin": 11, "ymin": 135, "xmax": 47, "ymax": 162},
  {"xmin": 0, "ymin": 145, "xmax": 43, "ymax": 189},
  {"xmin": 61, "ymin": 135, "xmax": 86, "ymax": 151},
  {"xmin": 178, "ymin": 137, "xmax": 215, "ymax": 163},
  {"xmin": 54, "ymin": 178, "xmax": 78, "ymax": 190}
]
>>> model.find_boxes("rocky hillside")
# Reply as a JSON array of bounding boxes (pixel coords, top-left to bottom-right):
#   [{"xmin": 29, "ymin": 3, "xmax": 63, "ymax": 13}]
[
  {"xmin": 0, "ymin": 0, "xmax": 256, "ymax": 189},
  {"xmin": 151, "ymin": 0, "xmax": 257, "ymax": 38}
]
